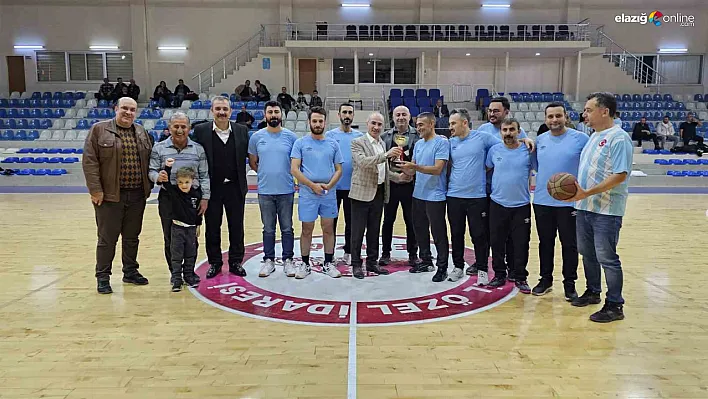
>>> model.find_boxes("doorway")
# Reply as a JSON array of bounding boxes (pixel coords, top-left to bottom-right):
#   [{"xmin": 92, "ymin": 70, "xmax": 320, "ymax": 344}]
[
  {"xmin": 298, "ymin": 59, "xmax": 317, "ymax": 94},
  {"xmin": 7, "ymin": 56, "xmax": 26, "ymax": 94}
]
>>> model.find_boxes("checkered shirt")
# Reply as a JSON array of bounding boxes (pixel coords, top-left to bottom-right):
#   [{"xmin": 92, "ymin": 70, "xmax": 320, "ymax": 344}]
[{"xmin": 117, "ymin": 125, "xmax": 143, "ymax": 189}]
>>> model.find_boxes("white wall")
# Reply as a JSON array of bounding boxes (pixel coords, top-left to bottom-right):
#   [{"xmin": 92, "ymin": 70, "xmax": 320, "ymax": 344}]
[{"xmin": 292, "ymin": 6, "xmax": 419, "ymax": 25}]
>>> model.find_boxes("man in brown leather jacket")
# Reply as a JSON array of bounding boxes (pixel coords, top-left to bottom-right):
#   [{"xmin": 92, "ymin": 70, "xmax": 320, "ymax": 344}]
[{"xmin": 82, "ymin": 97, "xmax": 154, "ymax": 294}]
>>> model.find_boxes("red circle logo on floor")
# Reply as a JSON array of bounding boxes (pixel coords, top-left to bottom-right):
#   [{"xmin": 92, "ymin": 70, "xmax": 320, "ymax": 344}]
[{"xmin": 192, "ymin": 236, "xmax": 516, "ymax": 326}]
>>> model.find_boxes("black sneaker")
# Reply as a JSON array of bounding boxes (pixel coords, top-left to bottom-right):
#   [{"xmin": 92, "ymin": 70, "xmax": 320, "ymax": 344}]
[
  {"xmin": 488, "ymin": 275, "xmax": 507, "ymax": 288},
  {"xmin": 432, "ymin": 268, "xmax": 448, "ymax": 282},
  {"xmin": 465, "ymin": 264, "xmax": 479, "ymax": 276},
  {"xmin": 409, "ymin": 262, "xmax": 435, "ymax": 273},
  {"xmin": 352, "ymin": 265, "xmax": 365, "ymax": 279},
  {"xmin": 378, "ymin": 255, "xmax": 391, "ymax": 266},
  {"xmin": 229, "ymin": 263, "xmax": 247, "ymax": 277},
  {"xmin": 590, "ymin": 302, "xmax": 625, "ymax": 323},
  {"xmin": 563, "ymin": 282, "xmax": 578, "ymax": 302},
  {"xmin": 408, "ymin": 254, "xmax": 419, "ymax": 267},
  {"xmin": 507, "ymin": 273, "xmax": 517, "ymax": 283},
  {"xmin": 123, "ymin": 273, "xmax": 149, "ymax": 285},
  {"xmin": 206, "ymin": 264, "xmax": 222, "ymax": 279},
  {"xmin": 532, "ymin": 280, "xmax": 553, "ymax": 296},
  {"xmin": 184, "ymin": 273, "xmax": 201, "ymax": 288},
  {"xmin": 515, "ymin": 280, "xmax": 531, "ymax": 294},
  {"xmin": 97, "ymin": 280, "xmax": 112, "ymax": 294},
  {"xmin": 571, "ymin": 290, "xmax": 602, "ymax": 307},
  {"xmin": 171, "ymin": 281, "xmax": 182, "ymax": 292}
]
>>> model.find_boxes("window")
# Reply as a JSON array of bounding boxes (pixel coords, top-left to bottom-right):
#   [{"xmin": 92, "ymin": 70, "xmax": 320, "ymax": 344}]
[
  {"xmin": 106, "ymin": 53, "xmax": 133, "ymax": 80},
  {"xmin": 333, "ymin": 58, "xmax": 405, "ymax": 84},
  {"xmin": 658, "ymin": 55, "xmax": 703, "ymax": 85},
  {"xmin": 393, "ymin": 59, "xmax": 416, "ymax": 84},
  {"xmin": 333, "ymin": 59, "xmax": 355, "ymax": 84},
  {"xmin": 36, "ymin": 52, "xmax": 67, "ymax": 82},
  {"xmin": 359, "ymin": 60, "xmax": 374, "ymax": 83},
  {"xmin": 87, "ymin": 54, "xmax": 104, "ymax": 81},
  {"xmin": 375, "ymin": 59, "xmax": 391, "ymax": 84}
]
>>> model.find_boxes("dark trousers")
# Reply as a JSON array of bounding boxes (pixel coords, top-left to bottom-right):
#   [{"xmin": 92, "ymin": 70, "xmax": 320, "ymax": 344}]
[
  {"xmin": 381, "ymin": 182, "xmax": 418, "ymax": 257},
  {"xmin": 159, "ymin": 190, "xmax": 199, "ymax": 272},
  {"xmin": 533, "ymin": 204, "xmax": 578, "ymax": 284},
  {"xmin": 633, "ymin": 131, "xmax": 659, "ymax": 147},
  {"xmin": 350, "ymin": 185, "xmax": 385, "ymax": 267},
  {"xmin": 411, "ymin": 198, "xmax": 449, "ymax": 270},
  {"xmin": 486, "ymin": 196, "xmax": 514, "ymax": 274},
  {"xmin": 170, "ymin": 224, "xmax": 198, "ymax": 283},
  {"xmin": 684, "ymin": 134, "xmax": 705, "ymax": 147},
  {"xmin": 204, "ymin": 181, "xmax": 245, "ymax": 266},
  {"xmin": 334, "ymin": 190, "xmax": 353, "ymax": 254},
  {"xmin": 447, "ymin": 197, "xmax": 489, "ymax": 270},
  {"xmin": 489, "ymin": 200, "xmax": 531, "ymax": 280},
  {"xmin": 94, "ymin": 188, "xmax": 146, "ymax": 280}
]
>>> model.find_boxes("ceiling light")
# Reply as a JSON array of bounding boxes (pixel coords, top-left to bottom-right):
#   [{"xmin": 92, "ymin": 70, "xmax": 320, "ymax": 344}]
[
  {"xmin": 368, "ymin": 53, "xmax": 373, "ymax": 56},
  {"xmin": 465, "ymin": 53, "xmax": 470, "ymax": 56},
  {"xmin": 481, "ymin": 4, "xmax": 511, "ymax": 8},
  {"xmin": 535, "ymin": 53, "xmax": 541, "ymax": 56},
  {"xmin": 158, "ymin": 46, "xmax": 188, "ymax": 50},
  {"xmin": 14, "ymin": 45, "xmax": 44, "ymax": 50},
  {"xmin": 341, "ymin": 3, "xmax": 370, "ymax": 7},
  {"xmin": 90, "ymin": 45, "xmax": 119, "ymax": 50},
  {"xmin": 658, "ymin": 48, "xmax": 687, "ymax": 53},
  {"xmin": 339, "ymin": 66, "xmax": 344, "ymax": 69}
]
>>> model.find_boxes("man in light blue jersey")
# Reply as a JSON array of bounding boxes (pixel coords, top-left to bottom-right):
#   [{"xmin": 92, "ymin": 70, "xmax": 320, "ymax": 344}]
[
  {"xmin": 446, "ymin": 108, "xmax": 500, "ymax": 283},
  {"xmin": 325, "ymin": 103, "xmax": 363, "ymax": 265},
  {"xmin": 400, "ymin": 113, "xmax": 450, "ymax": 283},
  {"xmin": 531, "ymin": 102, "xmax": 589, "ymax": 301},
  {"xmin": 248, "ymin": 101, "xmax": 298, "ymax": 278},
  {"xmin": 291, "ymin": 107, "xmax": 343, "ymax": 279},
  {"xmin": 484, "ymin": 118, "xmax": 532, "ymax": 294},
  {"xmin": 566, "ymin": 92, "xmax": 633, "ymax": 323}
]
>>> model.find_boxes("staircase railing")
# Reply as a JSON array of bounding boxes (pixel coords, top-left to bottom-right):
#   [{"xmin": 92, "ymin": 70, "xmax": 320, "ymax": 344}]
[
  {"xmin": 191, "ymin": 27, "xmax": 265, "ymax": 93},
  {"xmin": 593, "ymin": 27, "xmax": 666, "ymax": 93}
]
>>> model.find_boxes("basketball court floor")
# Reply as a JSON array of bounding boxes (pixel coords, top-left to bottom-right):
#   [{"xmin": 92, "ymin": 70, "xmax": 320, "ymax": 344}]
[{"xmin": 0, "ymin": 192, "xmax": 707, "ymax": 398}]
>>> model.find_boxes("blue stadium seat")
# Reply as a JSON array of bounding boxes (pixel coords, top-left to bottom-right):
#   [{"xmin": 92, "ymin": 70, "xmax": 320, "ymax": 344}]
[
  {"xmin": 631, "ymin": 111, "xmax": 641, "ymax": 119},
  {"xmin": 48, "ymin": 157, "xmax": 62, "ymax": 163},
  {"xmin": 665, "ymin": 111, "xmax": 675, "ymax": 119},
  {"xmin": 40, "ymin": 119, "xmax": 52, "ymax": 129},
  {"xmin": 134, "ymin": 120, "xmax": 143, "ymax": 126},
  {"xmin": 409, "ymin": 106, "xmax": 420, "ymax": 117},
  {"xmin": 694, "ymin": 94, "xmax": 704, "ymax": 102},
  {"xmin": 62, "ymin": 157, "xmax": 79, "ymax": 163},
  {"xmin": 45, "ymin": 148, "xmax": 60, "ymax": 154},
  {"xmin": 77, "ymin": 120, "xmax": 90, "ymax": 129},
  {"xmin": 234, "ymin": 101, "xmax": 245, "ymax": 109},
  {"xmin": 665, "ymin": 102, "xmax": 674, "ymax": 110},
  {"xmin": 148, "ymin": 131, "xmax": 159, "ymax": 142},
  {"xmin": 202, "ymin": 100, "xmax": 211, "ymax": 109},
  {"xmin": 32, "ymin": 156, "xmax": 48, "ymax": 164},
  {"xmin": 403, "ymin": 97, "xmax": 416, "ymax": 108},
  {"xmin": 621, "ymin": 94, "xmax": 631, "ymax": 102},
  {"xmin": 521, "ymin": 94, "xmax": 532, "ymax": 102},
  {"xmin": 663, "ymin": 94, "xmax": 673, "ymax": 101},
  {"xmin": 31, "ymin": 92, "xmax": 41, "ymax": 99},
  {"xmin": 16, "ymin": 120, "xmax": 28, "ymax": 129},
  {"xmin": 676, "ymin": 102, "xmax": 686, "ymax": 110},
  {"xmin": 149, "ymin": 100, "xmax": 159, "ymax": 108},
  {"xmin": 642, "ymin": 94, "xmax": 652, "ymax": 101},
  {"xmin": 390, "ymin": 97, "xmax": 403, "ymax": 109},
  {"xmin": 17, "ymin": 148, "xmax": 32, "ymax": 154},
  {"xmin": 16, "ymin": 169, "xmax": 32, "ymax": 176},
  {"xmin": 30, "ymin": 148, "xmax": 47, "ymax": 154},
  {"xmin": 402, "ymin": 89, "xmax": 415, "ymax": 98},
  {"xmin": 621, "ymin": 122, "xmax": 631, "ymax": 131},
  {"xmin": 88, "ymin": 108, "xmax": 100, "ymax": 118},
  {"xmin": 29, "ymin": 109, "xmax": 41, "ymax": 118},
  {"xmin": 98, "ymin": 99, "xmax": 109, "ymax": 108},
  {"xmin": 510, "ymin": 93, "xmax": 521, "ymax": 102},
  {"xmin": 52, "ymin": 99, "xmax": 62, "ymax": 108},
  {"xmin": 190, "ymin": 100, "xmax": 203, "ymax": 109},
  {"xmin": 420, "ymin": 106, "xmax": 433, "ymax": 114},
  {"xmin": 19, "ymin": 109, "xmax": 30, "ymax": 118},
  {"xmin": 415, "ymin": 89, "xmax": 427, "ymax": 98},
  {"xmin": 14, "ymin": 130, "xmax": 27, "ymax": 140},
  {"xmin": 620, "ymin": 111, "xmax": 630, "ymax": 120},
  {"xmin": 246, "ymin": 101, "xmax": 257, "ymax": 109},
  {"xmin": 429, "ymin": 88, "xmax": 441, "ymax": 98},
  {"xmin": 32, "ymin": 168, "xmax": 49, "ymax": 176},
  {"xmin": 0, "ymin": 99, "xmax": 8, "ymax": 108},
  {"xmin": 139, "ymin": 109, "xmax": 152, "ymax": 119},
  {"xmin": 532, "ymin": 93, "xmax": 542, "ymax": 102},
  {"xmin": 41, "ymin": 109, "xmax": 52, "ymax": 118},
  {"xmin": 18, "ymin": 157, "xmax": 33, "ymax": 163},
  {"xmin": 652, "ymin": 94, "xmax": 662, "ymax": 101},
  {"xmin": 631, "ymin": 94, "xmax": 641, "ymax": 101},
  {"xmin": 1, "ymin": 157, "xmax": 19, "ymax": 163},
  {"xmin": 253, "ymin": 110, "xmax": 264, "ymax": 120},
  {"xmin": 257, "ymin": 101, "xmax": 266, "ymax": 109},
  {"xmin": 49, "ymin": 169, "xmax": 67, "ymax": 176},
  {"xmin": 28, "ymin": 119, "xmax": 40, "ymax": 129},
  {"xmin": 677, "ymin": 111, "xmax": 687, "ymax": 119},
  {"xmin": 0, "ymin": 109, "xmax": 6, "ymax": 119},
  {"xmin": 390, "ymin": 89, "xmax": 402, "ymax": 98},
  {"xmin": 542, "ymin": 93, "xmax": 553, "ymax": 102},
  {"xmin": 41, "ymin": 99, "xmax": 52, "ymax": 108},
  {"xmin": 62, "ymin": 100, "xmax": 75, "ymax": 108},
  {"xmin": 654, "ymin": 159, "xmax": 670, "ymax": 165},
  {"xmin": 417, "ymin": 97, "xmax": 430, "ymax": 107},
  {"xmin": 8, "ymin": 109, "xmax": 19, "ymax": 118},
  {"xmin": 41, "ymin": 92, "xmax": 52, "ymax": 100},
  {"xmin": 151, "ymin": 109, "xmax": 162, "ymax": 119},
  {"xmin": 52, "ymin": 92, "xmax": 63, "ymax": 100},
  {"xmin": 652, "ymin": 111, "xmax": 662, "ymax": 120},
  {"xmin": 60, "ymin": 148, "xmax": 75, "ymax": 154},
  {"xmin": 154, "ymin": 120, "xmax": 168, "ymax": 130}
]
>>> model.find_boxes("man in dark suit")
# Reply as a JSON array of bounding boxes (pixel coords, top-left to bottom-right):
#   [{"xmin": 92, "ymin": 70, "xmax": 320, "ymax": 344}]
[
  {"xmin": 193, "ymin": 96, "xmax": 250, "ymax": 278},
  {"xmin": 433, "ymin": 98, "xmax": 450, "ymax": 118}
]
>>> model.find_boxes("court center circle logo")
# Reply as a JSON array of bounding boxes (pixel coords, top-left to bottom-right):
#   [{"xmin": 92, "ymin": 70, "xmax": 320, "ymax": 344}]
[{"xmin": 192, "ymin": 236, "xmax": 517, "ymax": 326}]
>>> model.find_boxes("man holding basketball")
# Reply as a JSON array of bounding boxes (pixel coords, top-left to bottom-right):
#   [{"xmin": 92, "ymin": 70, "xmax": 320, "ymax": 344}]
[
  {"xmin": 484, "ymin": 118, "xmax": 532, "ymax": 293},
  {"xmin": 531, "ymin": 102, "xmax": 589, "ymax": 301},
  {"xmin": 568, "ymin": 92, "xmax": 633, "ymax": 323}
]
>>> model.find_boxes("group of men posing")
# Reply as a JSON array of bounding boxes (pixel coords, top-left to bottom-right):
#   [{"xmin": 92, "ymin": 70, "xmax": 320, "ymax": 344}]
[{"xmin": 84, "ymin": 92, "xmax": 632, "ymax": 324}]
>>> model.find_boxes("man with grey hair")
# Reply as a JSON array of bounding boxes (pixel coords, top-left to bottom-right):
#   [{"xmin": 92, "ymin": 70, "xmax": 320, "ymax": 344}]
[
  {"xmin": 379, "ymin": 105, "xmax": 419, "ymax": 267},
  {"xmin": 149, "ymin": 111, "xmax": 210, "ymax": 287}
]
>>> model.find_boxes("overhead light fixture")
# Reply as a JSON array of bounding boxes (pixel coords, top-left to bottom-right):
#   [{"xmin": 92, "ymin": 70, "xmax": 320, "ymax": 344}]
[
  {"xmin": 341, "ymin": 3, "xmax": 370, "ymax": 7},
  {"xmin": 658, "ymin": 48, "xmax": 687, "ymax": 53},
  {"xmin": 535, "ymin": 52, "xmax": 541, "ymax": 56},
  {"xmin": 90, "ymin": 45, "xmax": 119, "ymax": 50},
  {"xmin": 368, "ymin": 53, "xmax": 374, "ymax": 56},
  {"xmin": 339, "ymin": 66, "xmax": 344, "ymax": 69},
  {"xmin": 481, "ymin": 4, "xmax": 511, "ymax": 8},
  {"xmin": 158, "ymin": 46, "xmax": 188, "ymax": 50},
  {"xmin": 14, "ymin": 45, "xmax": 44, "ymax": 50},
  {"xmin": 465, "ymin": 53, "xmax": 471, "ymax": 56}
]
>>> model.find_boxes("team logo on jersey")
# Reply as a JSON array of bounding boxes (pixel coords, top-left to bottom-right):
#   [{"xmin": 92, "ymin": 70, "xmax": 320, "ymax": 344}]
[
  {"xmin": 191, "ymin": 236, "xmax": 517, "ymax": 326},
  {"xmin": 599, "ymin": 139, "xmax": 607, "ymax": 147}
]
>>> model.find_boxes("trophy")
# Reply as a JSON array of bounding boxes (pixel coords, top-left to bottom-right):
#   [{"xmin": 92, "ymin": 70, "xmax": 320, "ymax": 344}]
[{"xmin": 390, "ymin": 134, "xmax": 409, "ymax": 172}]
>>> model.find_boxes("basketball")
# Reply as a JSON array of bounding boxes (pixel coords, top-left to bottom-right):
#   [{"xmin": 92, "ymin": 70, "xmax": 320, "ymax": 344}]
[{"xmin": 547, "ymin": 172, "xmax": 578, "ymax": 201}]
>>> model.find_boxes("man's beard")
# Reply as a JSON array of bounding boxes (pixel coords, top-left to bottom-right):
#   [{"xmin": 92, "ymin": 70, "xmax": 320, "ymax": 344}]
[
  {"xmin": 268, "ymin": 118, "xmax": 280, "ymax": 128},
  {"xmin": 503, "ymin": 135, "xmax": 516, "ymax": 144},
  {"xmin": 340, "ymin": 117, "xmax": 351, "ymax": 126},
  {"xmin": 311, "ymin": 127, "xmax": 324, "ymax": 135}
]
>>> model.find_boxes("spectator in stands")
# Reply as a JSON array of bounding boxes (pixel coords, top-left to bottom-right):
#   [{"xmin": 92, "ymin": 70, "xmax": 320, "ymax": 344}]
[
  {"xmin": 149, "ymin": 111, "xmax": 210, "ymax": 288},
  {"xmin": 174, "ymin": 79, "xmax": 191, "ymax": 108},
  {"xmin": 680, "ymin": 112, "xmax": 704, "ymax": 147},
  {"xmin": 656, "ymin": 116, "xmax": 679, "ymax": 150},
  {"xmin": 153, "ymin": 81, "xmax": 173, "ymax": 108},
  {"xmin": 117, "ymin": 86, "xmax": 129, "ymax": 105},
  {"xmin": 632, "ymin": 117, "xmax": 660, "ymax": 150},
  {"xmin": 296, "ymin": 92, "xmax": 309, "ymax": 110},
  {"xmin": 159, "ymin": 128, "xmax": 170, "ymax": 142},
  {"xmin": 235, "ymin": 80, "xmax": 255, "ymax": 101},
  {"xmin": 277, "ymin": 87, "xmax": 296, "ymax": 114},
  {"xmin": 127, "ymin": 79, "xmax": 140, "ymax": 102},
  {"xmin": 537, "ymin": 123, "xmax": 549, "ymax": 135},
  {"xmin": 310, "ymin": 90, "xmax": 323, "ymax": 108},
  {"xmin": 433, "ymin": 98, "xmax": 449, "ymax": 118},
  {"xmin": 613, "ymin": 111, "xmax": 622, "ymax": 126},
  {"xmin": 254, "ymin": 80, "xmax": 271, "ymax": 101},
  {"xmin": 257, "ymin": 120, "xmax": 267, "ymax": 129},
  {"xmin": 82, "ymin": 97, "xmax": 153, "ymax": 294},
  {"xmin": 113, "ymin": 78, "xmax": 127, "ymax": 100},
  {"xmin": 96, "ymin": 78, "xmax": 114, "ymax": 101},
  {"xmin": 236, "ymin": 105, "xmax": 255, "ymax": 128}
]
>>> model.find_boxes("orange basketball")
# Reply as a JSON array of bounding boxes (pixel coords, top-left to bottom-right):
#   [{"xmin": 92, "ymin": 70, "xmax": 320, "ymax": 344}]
[{"xmin": 546, "ymin": 172, "xmax": 578, "ymax": 201}]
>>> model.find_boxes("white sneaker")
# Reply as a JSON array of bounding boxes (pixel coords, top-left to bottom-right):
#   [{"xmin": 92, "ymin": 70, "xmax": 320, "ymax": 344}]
[
  {"xmin": 322, "ymin": 262, "xmax": 342, "ymax": 278},
  {"xmin": 477, "ymin": 270, "xmax": 489, "ymax": 286},
  {"xmin": 284, "ymin": 258, "xmax": 296, "ymax": 277},
  {"xmin": 295, "ymin": 262, "xmax": 311, "ymax": 279},
  {"xmin": 259, "ymin": 259, "xmax": 275, "ymax": 277},
  {"xmin": 341, "ymin": 253, "xmax": 352, "ymax": 265},
  {"xmin": 448, "ymin": 267, "xmax": 465, "ymax": 282}
]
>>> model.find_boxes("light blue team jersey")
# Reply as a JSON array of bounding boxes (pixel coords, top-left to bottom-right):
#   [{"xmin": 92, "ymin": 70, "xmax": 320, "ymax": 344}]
[
  {"xmin": 290, "ymin": 135, "xmax": 343, "ymax": 198},
  {"xmin": 485, "ymin": 143, "xmax": 533, "ymax": 208},
  {"xmin": 412, "ymin": 135, "xmax": 450, "ymax": 202},
  {"xmin": 576, "ymin": 125, "xmax": 633, "ymax": 217},
  {"xmin": 532, "ymin": 128, "xmax": 589, "ymax": 207},
  {"xmin": 248, "ymin": 128, "xmax": 298, "ymax": 195},
  {"xmin": 325, "ymin": 128, "xmax": 363, "ymax": 190},
  {"xmin": 476, "ymin": 122, "xmax": 529, "ymax": 139},
  {"xmin": 447, "ymin": 130, "xmax": 501, "ymax": 199}
]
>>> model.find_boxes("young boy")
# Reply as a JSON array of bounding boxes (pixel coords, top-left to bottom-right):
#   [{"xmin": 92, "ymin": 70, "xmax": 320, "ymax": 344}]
[{"xmin": 162, "ymin": 158, "xmax": 202, "ymax": 292}]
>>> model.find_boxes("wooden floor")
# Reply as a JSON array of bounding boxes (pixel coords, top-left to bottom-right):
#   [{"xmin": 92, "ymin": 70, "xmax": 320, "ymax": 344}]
[{"xmin": 0, "ymin": 193, "xmax": 707, "ymax": 399}]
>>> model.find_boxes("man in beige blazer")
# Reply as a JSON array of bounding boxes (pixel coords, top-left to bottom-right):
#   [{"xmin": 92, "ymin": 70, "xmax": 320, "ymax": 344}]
[{"xmin": 349, "ymin": 112, "xmax": 402, "ymax": 279}]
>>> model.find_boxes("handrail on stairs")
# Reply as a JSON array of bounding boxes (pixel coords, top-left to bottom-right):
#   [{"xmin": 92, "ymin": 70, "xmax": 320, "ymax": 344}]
[{"xmin": 191, "ymin": 26, "xmax": 265, "ymax": 93}]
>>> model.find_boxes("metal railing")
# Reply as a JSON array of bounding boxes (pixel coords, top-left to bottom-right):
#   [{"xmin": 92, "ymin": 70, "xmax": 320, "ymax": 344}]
[
  {"xmin": 324, "ymin": 83, "xmax": 493, "ymax": 104},
  {"xmin": 191, "ymin": 28, "xmax": 264, "ymax": 93},
  {"xmin": 264, "ymin": 23, "xmax": 596, "ymax": 43},
  {"xmin": 593, "ymin": 27, "xmax": 666, "ymax": 92}
]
